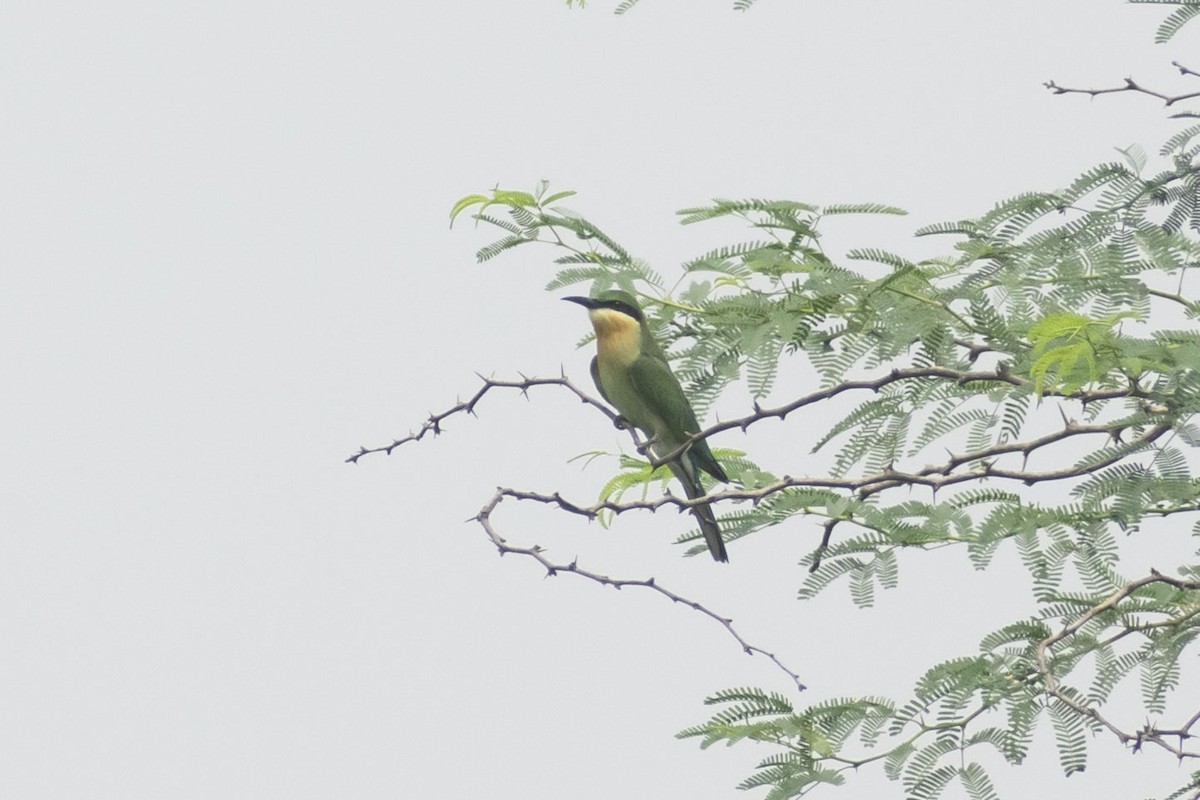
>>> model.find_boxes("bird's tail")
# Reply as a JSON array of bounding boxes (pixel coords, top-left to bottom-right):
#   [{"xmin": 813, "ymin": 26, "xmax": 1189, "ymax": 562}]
[{"xmin": 673, "ymin": 462, "xmax": 728, "ymax": 563}]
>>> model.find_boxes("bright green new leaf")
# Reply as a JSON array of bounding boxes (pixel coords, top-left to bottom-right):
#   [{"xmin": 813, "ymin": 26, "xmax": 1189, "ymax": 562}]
[{"xmin": 448, "ymin": 193, "xmax": 490, "ymax": 227}]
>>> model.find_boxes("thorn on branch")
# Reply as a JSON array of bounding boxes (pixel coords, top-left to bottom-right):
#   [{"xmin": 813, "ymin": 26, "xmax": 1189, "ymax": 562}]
[
  {"xmin": 1057, "ymin": 405, "xmax": 1070, "ymax": 426},
  {"xmin": 810, "ymin": 519, "xmax": 839, "ymax": 573}
]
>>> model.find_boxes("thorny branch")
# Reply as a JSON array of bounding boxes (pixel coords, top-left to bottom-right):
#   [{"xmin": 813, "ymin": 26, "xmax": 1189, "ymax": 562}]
[
  {"xmin": 349, "ymin": 372, "xmax": 807, "ymax": 690},
  {"xmin": 351, "ymin": 362, "xmax": 1153, "ymax": 472},
  {"xmin": 348, "ymin": 367, "xmax": 1174, "ymax": 693},
  {"xmin": 345, "ymin": 372, "xmax": 617, "ymax": 463},
  {"xmin": 638, "ymin": 363, "xmax": 1148, "ymax": 471},
  {"xmin": 350, "ymin": 370, "xmax": 1165, "ymax": 513},
  {"xmin": 1034, "ymin": 572, "xmax": 1200, "ymax": 761},
  {"xmin": 480, "ymin": 411, "xmax": 1167, "ymax": 522},
  {"xmin": 474, "ymin": 488, "xmax": 807, "ymax": 692},
  {"xmin": 1045, "ymin": 61, "xmax": 1200, "ymax": 117}
]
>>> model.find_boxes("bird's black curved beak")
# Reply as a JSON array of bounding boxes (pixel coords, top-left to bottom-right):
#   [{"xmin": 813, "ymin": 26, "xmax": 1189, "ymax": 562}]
[{"xmin": 562, "ymin": 296, "xmax": 599, "ymax": 309}]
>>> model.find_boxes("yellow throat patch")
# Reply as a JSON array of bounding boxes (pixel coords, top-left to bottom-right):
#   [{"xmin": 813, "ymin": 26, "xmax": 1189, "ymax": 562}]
[{"xmin": 588, "ymin": 307, "xmax": 642, "ymax": 365}]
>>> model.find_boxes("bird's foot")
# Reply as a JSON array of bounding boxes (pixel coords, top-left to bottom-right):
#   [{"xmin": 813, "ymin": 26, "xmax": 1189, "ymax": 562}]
[{"xmin": 635, "ymin": 432, "xmax": 661, "ymax": 457}]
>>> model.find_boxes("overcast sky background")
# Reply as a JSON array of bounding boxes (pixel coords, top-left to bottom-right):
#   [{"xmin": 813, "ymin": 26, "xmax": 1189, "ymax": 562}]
[{"xmin": 4, "ymin": 1, "xmax": 1200, "ymax": 798}]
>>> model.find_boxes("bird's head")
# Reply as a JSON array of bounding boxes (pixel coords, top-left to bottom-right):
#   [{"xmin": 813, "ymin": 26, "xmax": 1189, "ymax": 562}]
[{"xmin": 562, "ymin": 290, "xmax": 644, "ymax": 336}]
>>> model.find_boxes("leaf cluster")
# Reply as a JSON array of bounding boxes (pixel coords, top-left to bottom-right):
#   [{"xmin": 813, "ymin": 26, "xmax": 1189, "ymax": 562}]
[
  {"xmin": 453, "ymin": 124, "xmax": 1200, "ymax": 797},
  {"xmin": 449, "ymin": 9, "xmax": 1200, "ymax": 796}
]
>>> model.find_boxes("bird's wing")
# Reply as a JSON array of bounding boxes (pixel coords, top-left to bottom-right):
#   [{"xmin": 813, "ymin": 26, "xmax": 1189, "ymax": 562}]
[
  {"xmin": 627, "ymin": 354, "xmax": 700, "ymax": 437},
  {"xmin": 627, "ymin": 354, "xmax": 730, "ymax": 484},
  {"xmin": 629, "ymin": 355, "xmax": 731, "ymax": 562},
  {"xmin": 589, "ymin": 355, "xmax": 613, "ymax": 404}
]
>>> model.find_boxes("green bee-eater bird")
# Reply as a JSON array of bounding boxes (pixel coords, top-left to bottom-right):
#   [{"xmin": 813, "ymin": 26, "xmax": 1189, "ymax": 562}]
[{"xmin": 563, "ymin": 290, "xmax": 730, "ymax": 562}]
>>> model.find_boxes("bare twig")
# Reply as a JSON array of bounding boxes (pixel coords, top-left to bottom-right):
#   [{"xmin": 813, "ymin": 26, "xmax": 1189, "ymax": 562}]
[
  {"xmin": 954, "ymin": 337, "xmax": 996, "ymax": 363},
  {"xmin": 474, "ymin": 487, "xmax": 808, "ymax": 691},
  {"xmin": 345, "ymin": 373, "xmax": 616, "ymax": 463},
  {"xmin": 1045, "ymin": 62, "xmax": 1200, "ymax": 115}
]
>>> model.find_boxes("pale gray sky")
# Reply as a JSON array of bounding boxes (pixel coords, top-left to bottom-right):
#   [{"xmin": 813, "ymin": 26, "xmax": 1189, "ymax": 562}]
[{"xmin": 3, "ymin": 2, "xmax": 1197, "ymax": 798}]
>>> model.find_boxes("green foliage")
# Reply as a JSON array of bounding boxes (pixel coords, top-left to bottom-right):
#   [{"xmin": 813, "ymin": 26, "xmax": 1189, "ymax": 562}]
[
  {"xmin": 588, "ymin": 447, "xmax": 746, "ymax": 530},
  {"xmin": 592, "ymin": 453, "xmax": 672, "ymax": 528},
  {"xmin": 1026, "ymin": 310, "xmax": 1137, "ymax": 394},
  {"xmin": 452, "ymin": 7, "xmax": 1200, "ymax": 798},
  {"xmin": 458, "ymin": 129, "xmax": 1200, "ymax": 793},
  {"xmin": 1129, "ymin": 0, "xmax": 1200, "ymax": 42}
]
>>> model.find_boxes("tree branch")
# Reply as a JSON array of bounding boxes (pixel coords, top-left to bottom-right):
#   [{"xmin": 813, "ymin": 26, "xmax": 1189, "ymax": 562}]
[
  {"xmin": 348, "ymin": 367, "xmax": 1151, "ymax": 473},
  {"xmin": 1045, "ymin": 62, "xmax": 1200, "ymax": 115},
  {"xmin": 345, "ymin": 373, "xmax": 616, "ymax": 463},
  {"xmin": 1034, "ymin": 571, "xmax": 1200, "ymax": 760},
  {"xmin": 484, "ymin": 422, "xmax": 1172, "ymax": 527},
  {"xmin": 348, "ymin": 374, "xmax": 1174, "ymax": 700},
  {"xmin": 650, "ymin": 365, "xmax": 1146, "ymax": 471},
  {"xmin": 473, "ymin": 487, "xmax": 808, "ymax": 691}
]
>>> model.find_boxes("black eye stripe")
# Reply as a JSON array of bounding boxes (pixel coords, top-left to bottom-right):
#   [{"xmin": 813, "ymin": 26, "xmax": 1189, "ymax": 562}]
[{"xmin": 603, "ymin": 301, "xmax": 642, "ymax": 320}]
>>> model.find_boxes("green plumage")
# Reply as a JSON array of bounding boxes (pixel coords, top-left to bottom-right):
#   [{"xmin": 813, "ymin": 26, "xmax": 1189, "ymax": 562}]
[{"xmin": 565, "ymin": 290, "xmax": 730, "ymax": 562}]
